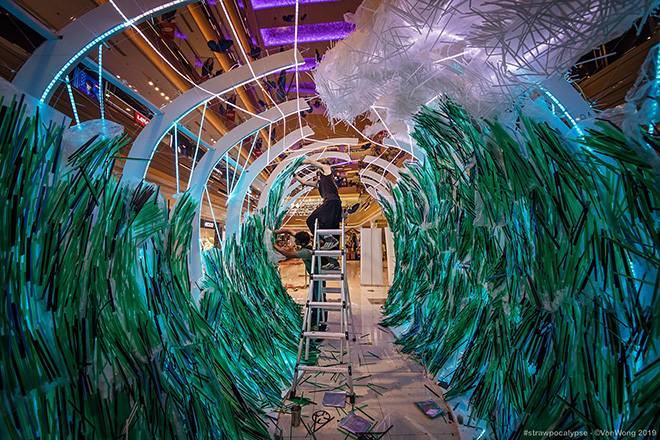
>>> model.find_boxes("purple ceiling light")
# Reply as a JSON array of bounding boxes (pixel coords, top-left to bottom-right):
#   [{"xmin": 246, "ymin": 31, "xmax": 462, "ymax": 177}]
[
  {"xmin": 286, "ymin": 58, "xmax": 317, "ymax": 73},
  {"xmin": 251, "ymin": 0, "xmax": 340, "ymax": 10},
  {"xmin": 291, "ymin": 87, "xmax": 317, "ymax": 94},
  {"xmin": 260, "ymin": 21, "xmax": 355, "ymax": 46}
]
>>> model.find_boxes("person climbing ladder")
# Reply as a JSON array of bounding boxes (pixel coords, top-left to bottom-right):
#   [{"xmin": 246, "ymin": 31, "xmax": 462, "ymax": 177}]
[{"xmin": 295, "ymin": 158, "xmax": 341, "ymax": 270}]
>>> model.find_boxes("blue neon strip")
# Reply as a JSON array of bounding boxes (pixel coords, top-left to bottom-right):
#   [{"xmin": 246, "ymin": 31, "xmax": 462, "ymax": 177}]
[
  {"xmin": 174, "ymin": 125, "xmax": 180, "ymax": 193},
  {"xmin": 650, "ymin": 47, "xmax": 660, "ymax": 135},
  {"xmin": 539, "ymin": 85, "xmax": 583, "ymax": 136},
  {"xmin": 98, "ymin": 45, "xmax": 104, "ymax": 120},
  {"xmin": 40, "ymin": 0, "xmax": 190, "ymax": 102},
  {"xmin": 65, "ymin": 76, "xmax": 81, "ymax": 125}
]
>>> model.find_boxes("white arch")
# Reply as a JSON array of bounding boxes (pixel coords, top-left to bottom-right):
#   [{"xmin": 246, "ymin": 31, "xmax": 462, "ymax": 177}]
[
  {"xmin": 122, "ymin": 50, "xmax": 304, "ymax": 180},
  {"xmin": 256, "ymin": 140, "xmax": 357, "ymax": 209},
  {"xmin": 259, "ymin": 151, "xmax": 351, "ymax": 209},
  {"xmin": 224, "ymin": 125, "xmax": 315, "ymax": 237},
  {"xmin": 13, "ymin": 0, "xmax": 198, "ymax": 102},
  {"xmin": 183, "ymin": 98, "xmax": 306, "ymax": 285},
  {"xmin": 383, "ymin": 138, "xmax": 426, "ymax": 163},
  {"xmin": 361, "ymin": 178, "xmax": 394, "ymax": 205},
  {"xmin": 360, "ymin": 169, "xmax": 396, "ymax": 188},
  {"xmin": 362, "ymin": 155, "xmax": 401, "ymax": 179},
  {"xmin": 365, "ymin": 186, "xmax": 394, "ymax": 206}
]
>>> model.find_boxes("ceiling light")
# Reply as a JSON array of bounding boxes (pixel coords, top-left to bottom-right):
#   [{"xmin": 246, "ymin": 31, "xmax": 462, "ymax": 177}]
[
  {"xmin": 126, "ymin": 107, "xmax": 131, "ymax": 111},
  {"xmin": 148, "ymin": 81, "xmax": 154, "ymax": 86},
  {"xmin": 160, "ymin": 92, "xmax": 165, "ymax": 96},
  {"xmin": 165, "ymin": 96, "xmax": 170, "ymax": 100},
  {"xmin": 116, "ymin": 74, "xmax": 120, "ymax": 78},
  {"xmin": 155, "ymin": 86, "xmax": 160, "ymax": 91}
]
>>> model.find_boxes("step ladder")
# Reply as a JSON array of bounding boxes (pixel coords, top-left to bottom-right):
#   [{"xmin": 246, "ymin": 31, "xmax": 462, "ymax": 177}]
[{"xmin": 289, "ymin": 218, "xmax": 356, "ymax": 403}]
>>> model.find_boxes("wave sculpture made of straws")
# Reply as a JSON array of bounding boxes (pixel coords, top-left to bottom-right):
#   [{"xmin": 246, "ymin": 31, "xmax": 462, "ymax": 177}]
[
  {"xmin": 199, "ymin": 155, "xmax": 315, "ymax": 412},
  {"xmin": 380, "ymin": 99, "xmax": 660, "ymax": 438},
  {"xmin": 0, "ymin": 95, "xmax": 303, "ymax": 439}
]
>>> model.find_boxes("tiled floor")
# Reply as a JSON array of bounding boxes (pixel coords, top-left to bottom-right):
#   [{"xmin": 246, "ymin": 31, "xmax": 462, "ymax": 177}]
[{"xmin": 274, "ymin": 260, "xmax": 464, "ymax": 440}]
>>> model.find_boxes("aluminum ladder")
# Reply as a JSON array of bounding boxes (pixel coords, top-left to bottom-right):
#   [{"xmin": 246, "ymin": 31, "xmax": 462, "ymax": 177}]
[{"xmin": 289, "ymin": 218, "xmax": 356, "ymax": 403}]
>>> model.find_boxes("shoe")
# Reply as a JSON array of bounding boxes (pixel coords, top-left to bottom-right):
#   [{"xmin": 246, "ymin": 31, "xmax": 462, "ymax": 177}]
[
  {"xmin": 322, "ymin": 261, "xmax": 340, "ymax": 270},
  {"xmin": 319, "ymin": 236, "xmax": 339, "ymax": 250}
]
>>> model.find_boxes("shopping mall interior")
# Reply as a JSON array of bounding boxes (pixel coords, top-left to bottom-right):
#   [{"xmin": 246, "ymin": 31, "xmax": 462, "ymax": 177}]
[{"xmin": 1, "ymin": 0, "xmax": 660, "ymax": 438}]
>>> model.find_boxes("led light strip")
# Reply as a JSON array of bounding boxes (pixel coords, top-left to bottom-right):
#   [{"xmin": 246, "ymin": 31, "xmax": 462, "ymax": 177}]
[
  {"xmin": 98, "ymin": 45, "xmax": 104, "ymax": 120},
  {"xmin": 41, "ymin": 0, "xmax": 190, "ymax": 102},
  {"xmin": 106, "ymin": 0, "xmax": 279, "ymax": 125},
  {"xmin": 65, "ymin": 75, "xmax": 81, "ymax": 125},
  {"xmin": 650, "ymin": 46, "xmax": 660, "ymax": 135},
  {"xmin": 188, "ymin": 101, "xmax": 207, "ymax": 188},
  {"xmin": 174, "ymin": 124, "xmax": 180, "ymax": 194},
  {"xmin": 538, "ymin": 85, "xmax": 583, "ymax": 136}
]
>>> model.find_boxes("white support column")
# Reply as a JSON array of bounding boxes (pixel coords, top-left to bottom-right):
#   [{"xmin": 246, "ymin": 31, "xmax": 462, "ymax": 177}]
[
  {"xmin": 384, "ymin": 227, "xmax": 395, "ymax": 286},
  {"xmin": 360, "ymin": 227, "xmax": 383, "ymax": 286}
]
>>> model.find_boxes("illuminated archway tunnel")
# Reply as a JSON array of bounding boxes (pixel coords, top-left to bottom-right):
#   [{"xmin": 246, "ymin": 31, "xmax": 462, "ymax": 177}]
[{"xmin": 3, "ymin": 0, "xmax": 660, "ymax": 438}]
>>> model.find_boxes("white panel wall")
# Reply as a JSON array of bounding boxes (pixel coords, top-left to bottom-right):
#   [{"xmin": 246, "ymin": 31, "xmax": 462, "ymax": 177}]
[
  {"xmin": 384, "ymin": 227, "xmax": 396, "ymax": 286},
  {"xmin": 360, "ymin": 228, "xmax": 384, "ymax": 286}
]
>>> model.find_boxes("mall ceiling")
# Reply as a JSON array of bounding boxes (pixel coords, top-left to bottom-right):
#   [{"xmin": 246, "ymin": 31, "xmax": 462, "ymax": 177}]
[
  {"xmin": 1, "ymin": 0, "xmax": 399, "ymax": 228},
  {"xmin": 0, "ymin": 0, "xmax": 656, "ymax": 229}
]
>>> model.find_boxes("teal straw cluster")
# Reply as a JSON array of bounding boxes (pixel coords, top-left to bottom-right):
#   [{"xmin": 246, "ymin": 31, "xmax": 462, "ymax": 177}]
[
  {"xmin": 199, "ymin": 155, "xmax": 312, "ymax": 411},
  {"xmin": 0, "ymin": 96, "xmax": 302, "ymax": 439},
  {"xmin": 381, "ymin": 99, "xmax": 660, "ymax": 437}
]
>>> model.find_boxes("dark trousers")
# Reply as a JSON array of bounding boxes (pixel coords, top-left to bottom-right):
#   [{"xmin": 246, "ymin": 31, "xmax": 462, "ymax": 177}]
[{"xmin": 307, "ymin": 199, "xmax": 342, "ymax": 266}]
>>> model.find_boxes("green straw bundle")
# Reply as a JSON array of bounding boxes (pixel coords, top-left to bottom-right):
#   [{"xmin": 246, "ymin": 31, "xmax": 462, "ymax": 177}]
[
  {"xmin": 0, "ymin": 96, "xmax": 303, "ymax": 439},
  {"xmin": 380, "ymin": 98, "xmax": 660, "ymax": 437}
]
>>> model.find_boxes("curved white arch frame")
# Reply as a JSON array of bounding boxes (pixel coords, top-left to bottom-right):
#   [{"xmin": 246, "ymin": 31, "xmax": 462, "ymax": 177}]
[
  {"xmin": 256, "ymin": 140, "xmax": 357, "ymax": 210},
  {"xmin": 264, "ymin": 151, "xmax": 352, "ymax": 209},
  {"xmin": 13, "ymin": 0, "xmax": 198, "ymax": 102},
  {"xmin": 185, "ymin": 98, "xmax": 307, "ymax": 284},
  {"xmin": 383, "ymin": 139, "xmax": 426, "ymax": 163},
  {"xmin": 360, "ymin": 169, "xmax": 396, "ymax": 188},
  {"xmin": 122, "ymin": 49, "xmax": 304, "ymax": 180},
  {"xmin": 362, "ymin": 155, "xmax": 401, "ymax": 180},
  {"xmin": 361, "ymin": 178, "xmax": 394, "ymax": 205},
  {"xmin": 365, "ymin": 186, "xmax": 394, "ymax": 206},
  {"xmin": 224, "ymin": 125, "xmax": 315, "ymax": 237}
]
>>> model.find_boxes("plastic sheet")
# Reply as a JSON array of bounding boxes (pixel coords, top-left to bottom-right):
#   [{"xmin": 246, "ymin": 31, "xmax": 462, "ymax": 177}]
[{"xmin": 315, "ymin": 0, "xmax": 659, "ymax": 130}]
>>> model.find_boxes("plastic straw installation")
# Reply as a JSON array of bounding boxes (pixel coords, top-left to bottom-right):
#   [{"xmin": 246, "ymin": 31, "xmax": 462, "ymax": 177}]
[
  {"xmin": 0, "ymin": 97, "xmax": 307, "ymax": 439},
  {"xmin": 380, "ymin": 98, "xmax": 660, "ymax": 438}
]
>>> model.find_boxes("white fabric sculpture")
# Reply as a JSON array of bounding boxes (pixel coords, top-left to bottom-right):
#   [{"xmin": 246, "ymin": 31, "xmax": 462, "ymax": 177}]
[{"xmin": 315, "ymin": 0, "xmax": 659, "ymax": 128}]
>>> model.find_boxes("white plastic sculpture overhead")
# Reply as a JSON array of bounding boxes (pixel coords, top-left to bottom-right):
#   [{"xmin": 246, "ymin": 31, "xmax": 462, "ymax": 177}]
[{"xmin": 315, "ymin": 0, "xmax": 659, "ymax": 127}]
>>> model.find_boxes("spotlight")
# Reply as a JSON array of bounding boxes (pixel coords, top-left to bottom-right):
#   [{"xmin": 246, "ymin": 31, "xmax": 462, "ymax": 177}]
[
  {"xmin": 165, "ymin": 96, "xmax": 170, "ymax": 100},
  {"xmin": 148, "ymin": 81, "xmax": 154, "ymax": 86},
  {"xmin": 160, "ymin": 92, "xmax": 165, "ymax": 96},
  {"xmin": 116, "ymin": 74, "xmax": 121, "ymax": 79},
  {"xmin": 155, "ymin": 86, "xmax": 160, "ymax": 91}
]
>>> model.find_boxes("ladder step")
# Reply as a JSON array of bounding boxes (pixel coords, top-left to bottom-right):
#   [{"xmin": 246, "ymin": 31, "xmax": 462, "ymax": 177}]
[
  {"xmin": 312, "ymin": 249, "xmax": 345, "ymax": 256},
  {"xmin": 308, "ymin": 301, "xmax": 344, "ymax": 309},
  {"xmin": 311, "ymin": 273, "xmax": 343, "ymax": 281},
  {"xmin": 323, "ymin": 287, "xmax": 342, "ymax": 294},
  {"xmin": 298, "ymin": 365, "xmax": 349, "ymax": 374},
  {"xmin": 316, "ymin": 228, "xmax": 342, "ymax": 235},
  {"xmin": 303, "ymin": 331, "xmax": 347, "ymax": 339}
]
